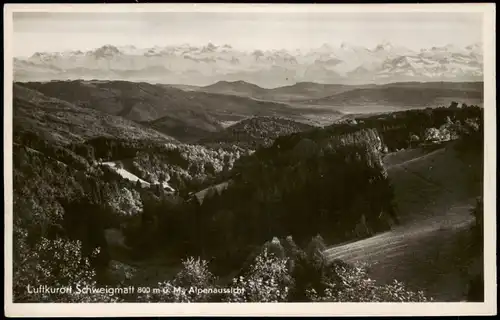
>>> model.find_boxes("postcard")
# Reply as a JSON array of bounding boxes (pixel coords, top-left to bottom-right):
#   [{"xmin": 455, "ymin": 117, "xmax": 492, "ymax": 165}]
[{"xmin": 4, "ymin": 3, "xmax": 496, "ymax": 317}]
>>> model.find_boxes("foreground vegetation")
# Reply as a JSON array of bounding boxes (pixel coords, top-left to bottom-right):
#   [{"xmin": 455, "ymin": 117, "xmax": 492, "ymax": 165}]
[
  {"xmin": 15, "ymin": 234, "xmax": 431, "ymax": 303},
  {"xmin": 12, "ymin": 100, "xmax": 483, "ymax": 302}
]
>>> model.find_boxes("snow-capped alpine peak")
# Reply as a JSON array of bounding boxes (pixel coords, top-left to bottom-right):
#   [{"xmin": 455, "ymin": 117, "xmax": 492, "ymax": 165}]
[{"xmin": 14, "ymin": 42, "xmax": 483, "ymax": 86}]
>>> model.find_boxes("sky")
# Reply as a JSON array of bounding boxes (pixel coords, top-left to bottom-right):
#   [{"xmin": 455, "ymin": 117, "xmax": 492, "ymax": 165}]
[{"xmin": 12, "ymin": 11, "xmax": 483, "ymax": 57}]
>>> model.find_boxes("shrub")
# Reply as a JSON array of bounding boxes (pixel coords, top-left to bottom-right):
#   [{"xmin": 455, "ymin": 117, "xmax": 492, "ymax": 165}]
[
  {"xmin": 261, "ymin": 237, "xmax": 286, "ymax": 259},
  {"xmin": 138, "ymin": 257, "xmax": 217, "ymax": 302},
  {"xmin": 227, "ymin": 248, "xmax": 293, "ymax": 302},
  {"xmin": 306, "ymin": 235, "xmax": 327, "ymax": 265},
  {"xmin": 174, "ymin": 257, "xmax": 216, "ymax": 289},
  {"xmin": 306, "ymin": 262, "xmax": 431, "ymax": 302},
  {"xmin": 424, "ymin": 127, "xmax": 441, "ymax": 143},
  {"xmin": 13, "ymin": 233, "xmax": 118, "ymax": 302},
  {"xmin": 107, "ymin": 187, "xmax": 143, "ymax": 217}
]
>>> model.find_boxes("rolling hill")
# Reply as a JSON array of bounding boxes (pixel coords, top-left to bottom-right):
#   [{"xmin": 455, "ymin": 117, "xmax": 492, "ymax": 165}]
[
  {"xmin": 173, "ymin": 81, "xmax": 484, "ymax": 110},
  {"xmin": 18, "ymin": 80, "xmax": 228, "ymax": 123},
  {"xmin": 192, "ymin": 81, "xmax": 358, "ymax": 102},
  {"xmin": 13, "ymin": 83, "xmax": 177, "ymax": 145},
  {"xmin": 202, "ymin": 80, "xmax": 269, "ymax": 97},
  {"xmin": 17, "ymin": 80, "xmax": 329, "ymax": 142},
  {"xmin": 198, "ymin": 116, "xmax": 316, "ymax": 149}
]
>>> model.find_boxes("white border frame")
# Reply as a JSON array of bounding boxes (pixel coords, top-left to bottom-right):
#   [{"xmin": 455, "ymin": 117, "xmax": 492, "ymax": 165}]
[{"xmin": 3, "ymin": 3, "xmax": 497, "ymax": 317}]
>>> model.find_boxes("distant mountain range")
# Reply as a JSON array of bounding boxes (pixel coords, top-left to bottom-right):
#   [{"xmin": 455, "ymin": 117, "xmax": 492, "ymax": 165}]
[
  {"xmin": 175, "ymin": 80, "xmax": 484, "ymax": 107},
  {"xmin": 14, "ymin": 42, "xmax": 483, "ymax": 87},
  {"xmin": 302, "ymin": 82, "xmax": 484, "ymax": 107}
]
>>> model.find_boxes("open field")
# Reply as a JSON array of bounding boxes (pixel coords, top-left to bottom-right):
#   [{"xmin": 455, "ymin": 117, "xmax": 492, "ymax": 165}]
[{"xmin": 324, "ymin": 142, "xmax": 483, "ymax": 301}]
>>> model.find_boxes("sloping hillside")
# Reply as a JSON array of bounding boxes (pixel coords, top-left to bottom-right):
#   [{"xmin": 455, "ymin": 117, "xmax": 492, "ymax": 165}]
[
  {"xmin": 198, "ymin": 116, "xmax": 316, "ymax": 149},
  {"xmin": 13, "ymin": 84, "xmax": 176, "ymax": 145},
  {"xmin": 144, "ymin": 113, "xmax": 223, "ymax": 143},
  {"xmin": 387, "ymin": 143, "xmax": 482, "ymax": 224},
  {"xmin": 324, "ymin": 142, "xmax": 483, "ymax": 301},
  {"xmin": 17, "ymin": 80, "xmax": 224, "ymax": 141}
]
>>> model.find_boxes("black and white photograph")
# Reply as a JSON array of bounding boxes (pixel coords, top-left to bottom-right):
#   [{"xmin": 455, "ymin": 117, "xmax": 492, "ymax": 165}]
[{"xmin": 4, "ymin": 3, "xmax": 496, "ymax": 317}]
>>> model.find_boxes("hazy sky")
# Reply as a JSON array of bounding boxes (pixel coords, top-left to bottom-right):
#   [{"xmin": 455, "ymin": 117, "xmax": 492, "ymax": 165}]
[{"xmin": 13, "ymin": 11, "xmax": 483, "ymax": 57}]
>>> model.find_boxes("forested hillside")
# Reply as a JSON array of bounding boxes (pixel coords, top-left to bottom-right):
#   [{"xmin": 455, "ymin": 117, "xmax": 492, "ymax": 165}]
[
  {"xmin": 331, "ymin": 102, "xmax": 482, "ymax": 151},
  {"xmin": 198, "ymin": 116, "xmax": 315, "ymax": 149},
  {"xmin": 13, "ymin": 84, "xmax": 176, "ymax": 145},
  {"xmin": 12, "ymin": 79, "xmax": 484, "ymax": 303}
]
